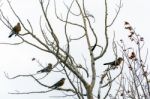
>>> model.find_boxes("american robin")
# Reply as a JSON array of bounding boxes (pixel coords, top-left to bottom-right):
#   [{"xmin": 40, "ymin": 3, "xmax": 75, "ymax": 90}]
[
  {"xmin": 37, "ymin": 63, "xmax": 52, "ymax": 73},
  {"xmin": 103, "ymin": 57, "xmax": 123, "ymax": 69},
  {"xmin": 8, "ymin": 23, "xmax": 21, "ymax": 38},
  {"xmin": 49, "ymin": 78, "xmax": 65, "ymax": 89}
]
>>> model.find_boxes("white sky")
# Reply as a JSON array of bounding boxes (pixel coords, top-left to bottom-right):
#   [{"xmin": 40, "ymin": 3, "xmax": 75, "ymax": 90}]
[{"xmin": 0, "ymin": 0, "xmax": 150, "ymax": 99}]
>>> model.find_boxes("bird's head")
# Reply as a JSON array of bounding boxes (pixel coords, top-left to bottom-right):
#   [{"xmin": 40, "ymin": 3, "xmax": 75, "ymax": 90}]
[
  {"xmin": 17, "ymin": 22, "xmax": 20, "ymax": 26},
  {"xmin": 48, "ymin": 63, "xmax": 52, "ymax": 67},
  {"xmin": 118, "ymin": 57, "xmax": 123, "ymax": 62},
  {"xmin": 47, "ymin": 63, "xmax": 52, "ymax": 70},
  {"xmin": 61, "ymin": 78, "xmax": 65, "ymax": 81}
]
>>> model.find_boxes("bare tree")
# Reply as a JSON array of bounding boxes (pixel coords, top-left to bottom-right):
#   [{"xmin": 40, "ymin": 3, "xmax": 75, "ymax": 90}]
[{"xmin": 2, "ymin": 0, "xmax": 150, "ymax": 99}]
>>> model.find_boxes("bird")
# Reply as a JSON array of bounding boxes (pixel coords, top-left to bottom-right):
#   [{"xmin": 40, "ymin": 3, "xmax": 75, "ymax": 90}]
[
  {"xmin": 103, "ymin": 57, "xmax": 123, "ymax": 69},
  {"xmin": 49, "ymin": 78, "xmax": 65, "ymax": 89},
  {"xmin": 8, "ymin": 22, "xmax": 21, "ymax": 38},
  {"xmin": 37, "ymin": 63, "xmax": 52, "ymax": 73}
]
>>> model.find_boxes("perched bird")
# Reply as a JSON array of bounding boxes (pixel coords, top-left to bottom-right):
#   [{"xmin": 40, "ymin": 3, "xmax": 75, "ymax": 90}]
[
  {"xmin": 103, "ymin": 57, "xmax": 123, "ymax": 69},
  {"xmin": 49, "ymin": 78, "xmax": 65, "ymax": 89},
  {"xmin": 8, "ymin": 23, "xmax": 21, "ymax": 38},
  {"xmin": 37, "ymin": 63, "xmax": 52, "ymax": 73}
]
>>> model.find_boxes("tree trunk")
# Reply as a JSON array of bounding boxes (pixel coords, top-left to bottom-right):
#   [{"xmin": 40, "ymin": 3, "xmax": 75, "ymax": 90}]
[{"xmin": 86, "ymin": 85, "xmax": 93, "ymax": 99}]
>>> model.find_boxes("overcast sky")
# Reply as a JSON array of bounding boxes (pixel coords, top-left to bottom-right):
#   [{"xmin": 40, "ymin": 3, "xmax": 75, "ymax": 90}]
[{"xmin": 0, "ymin": 0, "xmax": 150, "ymax": 99}]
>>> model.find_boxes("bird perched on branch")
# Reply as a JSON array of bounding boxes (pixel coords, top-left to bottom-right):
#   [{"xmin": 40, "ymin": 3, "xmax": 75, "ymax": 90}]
[
  {"xmin": 103, "ymin": 57, "xmax": 123, "ymax": 69},
  {"xmin": 37, "ymin": 63, "xmax": 52, "ymax": 73},
  {"xmin": 8, "ymin": 22, "xmax": 21, "ymax": 38},
  {"xmin": 49, "ymin": 78, "xmax": 65, "ymax": 89}
]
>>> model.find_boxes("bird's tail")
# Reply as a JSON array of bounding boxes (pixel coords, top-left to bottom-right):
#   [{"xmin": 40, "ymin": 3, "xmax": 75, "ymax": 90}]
[
  {"xmin": 103, "ymin": 62, "xmax": 113, "ymax": 65},
  {"xmin": 8, "ymin": 33, "xmax": 13, "ymax": 38},
  {"xmin": 8, "ymin": 31, "xmax": 15, "ymax": 38},
  {"xmin": 37, "ymin": 69, "xmax": 46, "ymax": 73},
  {"xmin": 37, "ymin": 71, "xmax": 40, "ymax": 73},
  {"xmin": 37, "ymin": 70, "xmax": 43, "ymax": 73},
  {"xmin": 48, "ymin": 84, "xmax": 56, "ymax": 89}
]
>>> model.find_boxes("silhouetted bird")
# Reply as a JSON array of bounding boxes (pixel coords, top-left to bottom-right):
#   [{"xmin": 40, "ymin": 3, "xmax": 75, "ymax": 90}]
[
  {"xmin": 8, "ymin": 23, "xmax": 21, "ymax": 38},
  {"xmin": 37, "ymin": 63, "xmax": 52, "ymax": 73},
  {"xmin": 49, "ymin": 78, "xmax": 65, "ymax": 89},
  {"xmin": 103, "ymin": 57, "xmax": 123, "ymax": 69}
]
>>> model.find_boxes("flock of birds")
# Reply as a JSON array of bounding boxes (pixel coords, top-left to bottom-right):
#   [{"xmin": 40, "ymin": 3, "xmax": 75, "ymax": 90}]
[{"xmin": 9, "ymin": 22, "xmax": 124, "ymax": 89}]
